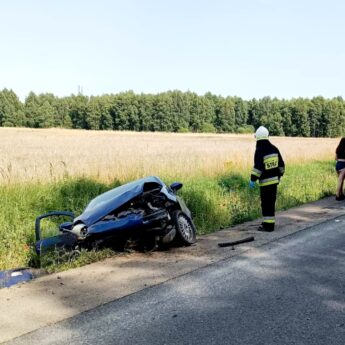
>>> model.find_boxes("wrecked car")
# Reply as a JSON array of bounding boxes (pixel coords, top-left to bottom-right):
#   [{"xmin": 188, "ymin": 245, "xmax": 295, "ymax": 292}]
[{"xmin": 35, "ymin": 176, "xmax": 196, "ymax": 255}]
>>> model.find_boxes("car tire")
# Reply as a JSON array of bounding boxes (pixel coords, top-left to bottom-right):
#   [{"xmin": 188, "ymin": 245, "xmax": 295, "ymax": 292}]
[{"xmin": 171, "ymin": 210, "xmax": 196, "ymax": 245}]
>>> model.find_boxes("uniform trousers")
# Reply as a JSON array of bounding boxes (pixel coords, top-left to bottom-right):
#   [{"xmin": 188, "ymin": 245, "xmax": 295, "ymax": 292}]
[{"xmin": 260, "ymin": 183, "xmax": 278, "ymax": 230}]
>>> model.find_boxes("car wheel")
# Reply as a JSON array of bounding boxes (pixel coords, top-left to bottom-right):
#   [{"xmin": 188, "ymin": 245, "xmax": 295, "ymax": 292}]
[{"xmin": 171, "ymin": 210, "xmax": 196, "ymax": 245}]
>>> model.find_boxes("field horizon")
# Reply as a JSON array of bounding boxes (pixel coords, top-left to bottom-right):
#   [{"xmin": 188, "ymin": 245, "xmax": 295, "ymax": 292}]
[
  {"xmin": 0, "ymin": 127, "xmax": 339, "ymax": 184},
  {"xmin": 0, "ymin": 127, "xmax": 339, "ymax": 270}
]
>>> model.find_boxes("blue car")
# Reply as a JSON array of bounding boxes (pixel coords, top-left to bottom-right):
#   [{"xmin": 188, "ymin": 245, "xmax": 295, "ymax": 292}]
[{"xmin": 35, "ymin": 176, "xmax": 196, "ymax": 254}]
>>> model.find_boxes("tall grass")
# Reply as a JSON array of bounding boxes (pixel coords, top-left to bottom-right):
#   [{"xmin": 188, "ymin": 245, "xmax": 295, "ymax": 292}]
[
  {"xmin": 0, "ymin": 128, "xmax": 338, "ymax": 270},
  {"xmin": 0, "ymin": 160, "xmax": 336, "ymax": 270}
]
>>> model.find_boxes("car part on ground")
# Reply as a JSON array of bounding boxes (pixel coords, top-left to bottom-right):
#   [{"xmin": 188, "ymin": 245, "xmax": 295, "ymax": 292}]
[
  {"xmin": 218, "ymin": 236, "xmax": 255, "ymax": 248},
  {"xmin": 0, "ymin": 268, "xmax": 33, "ymax": 288}
]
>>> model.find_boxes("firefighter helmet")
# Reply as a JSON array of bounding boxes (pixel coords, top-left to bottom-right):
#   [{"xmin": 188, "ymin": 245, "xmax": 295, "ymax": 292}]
[{"xmin": 255, "ymin": 126, "xmax": 269, "ymax": 140}]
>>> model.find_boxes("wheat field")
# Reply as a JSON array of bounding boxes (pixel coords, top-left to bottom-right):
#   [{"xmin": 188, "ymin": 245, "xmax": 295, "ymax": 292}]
[
  {"xmin": 0, "ymin": 127, "xmax": 339, "ymax": 184},
  {"xmin": 0, "ymin": 127, "xmax": 339, "ymax": 269}
]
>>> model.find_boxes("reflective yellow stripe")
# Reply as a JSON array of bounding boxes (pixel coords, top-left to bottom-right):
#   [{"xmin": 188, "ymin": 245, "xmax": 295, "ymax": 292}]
[
  {"xmin": 263, "ymin": 217, "xmax": 275, "ymax": 223},
  {"xmin": 251, "ymin": 168, "xmax": 262, "ymax": 177},
  {"xmin": 263, "ymin": 154, "xmax": 278, "ymax": 160},
  {"xmin": 260, "ymin": 180, "xmax": 279, "ymax": 187},
  {"xmin": 263, "ymin": 219, "xmax": 275, "ymax": 224},
  {"xmin": 259, "ymin": 176, "xmax": 279, "ymax": 186}
]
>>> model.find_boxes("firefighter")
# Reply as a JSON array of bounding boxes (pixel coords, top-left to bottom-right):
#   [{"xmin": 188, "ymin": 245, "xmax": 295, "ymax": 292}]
[{"xmin": 249, "ymin": 126, "xmax": 285, "ymax": 232}]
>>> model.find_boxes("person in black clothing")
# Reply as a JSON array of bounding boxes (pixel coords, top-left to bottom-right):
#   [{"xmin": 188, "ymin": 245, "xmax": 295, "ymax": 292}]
[
  {"xmin": 335, "ymin": 137, "xmax": 345, "ymax": 200},
  {"xmin": 249, "ymin": 126, "xmax": 285, "ymax": 232}
]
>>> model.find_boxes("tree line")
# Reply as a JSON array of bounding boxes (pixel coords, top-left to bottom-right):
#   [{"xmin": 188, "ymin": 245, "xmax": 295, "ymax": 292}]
[{"xmin": 0, "ymin": 88, "xmax": 345, "ymax": 137}]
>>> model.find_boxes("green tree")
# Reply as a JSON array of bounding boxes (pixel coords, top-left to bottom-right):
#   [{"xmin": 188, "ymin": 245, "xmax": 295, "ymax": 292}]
[
  {"xmin": 289, "ymin": 98, "xmax": 310, "ymax": 137},
  {"xmin": 309, "ymin": 97, "xmax": 324, "ymax": 137},
  {"xmin": 54, "ymin": 97, "xmax": 73, "ymax": 128},
  {"xmin": 152, "ymin": 93, "xmax": 173, "ymax": 131},
  {"xmin": 24, "ymin": 92, "xmax": 40, "ymax": 127},
  {"xmin": 233, "ymin": 96, "xmax": 248, "ymax": 129},
  {"xmin": 0, "ymin": 89, "xmax": 24, "ymax": 127},
  {"xmin": 188, "ymin": 93, "xmax": 215, "ymax": 132},
  {"xmin": 215, "ymin": 97, "xmax": 236, "ymax": 132},
  {"xmin": 138, "ymin": 94, "xmax": 154, "ymax": 131},
  {"xmin": 68, "ymin": 94, "xmax": 90, "ymax": 129},
  {"xmin": 169, "ymin": 90, "xmax": 190, "ymax": 132}
]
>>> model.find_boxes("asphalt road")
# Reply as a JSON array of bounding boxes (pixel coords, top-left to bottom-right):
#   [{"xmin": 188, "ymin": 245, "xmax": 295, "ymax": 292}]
[{"xmin": 6, "ymin": 217, "xmax": 345, "ymax": 345}]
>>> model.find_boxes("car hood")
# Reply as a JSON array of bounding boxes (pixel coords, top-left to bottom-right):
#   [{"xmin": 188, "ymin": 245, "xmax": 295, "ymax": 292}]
[{"xmin": 74, "ymin": 176, "xmax": 168, "ymax": 227}]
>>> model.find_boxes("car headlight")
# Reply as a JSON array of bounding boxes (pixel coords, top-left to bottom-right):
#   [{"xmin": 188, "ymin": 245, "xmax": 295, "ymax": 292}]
[{"xmin": 71, "ymin": 223, "xmax": 88, "ymax": 239}]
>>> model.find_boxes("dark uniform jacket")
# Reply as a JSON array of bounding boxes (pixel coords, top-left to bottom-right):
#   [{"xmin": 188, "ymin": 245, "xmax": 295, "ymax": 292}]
[{"xmin": 250, "ymin": 139, "xmax": 285, "ymax": 186}]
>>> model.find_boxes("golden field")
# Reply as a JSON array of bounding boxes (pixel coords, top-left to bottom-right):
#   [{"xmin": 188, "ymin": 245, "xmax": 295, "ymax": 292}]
[
  {"xmin": 0, "ymin": 127, "xmax": 339, "ymax": 270},
  {"xmin": 0, "ymin": 127, "xmax": 339, "ymax": 183}
]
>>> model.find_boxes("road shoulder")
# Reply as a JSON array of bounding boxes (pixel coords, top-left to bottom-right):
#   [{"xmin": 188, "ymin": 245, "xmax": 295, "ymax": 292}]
[{"xmin": 1, "ymin": 196, "xmax": 344, "ymax": 343}]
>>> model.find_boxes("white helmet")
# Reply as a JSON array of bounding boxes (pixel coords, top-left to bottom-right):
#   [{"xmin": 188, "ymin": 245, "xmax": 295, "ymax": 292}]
[{"xmin": 255, "ymin": 126, "xmax": 269, "ymax": 140}]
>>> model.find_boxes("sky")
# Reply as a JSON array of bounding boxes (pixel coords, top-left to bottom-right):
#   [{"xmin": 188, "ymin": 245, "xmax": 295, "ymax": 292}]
[{"xmin": 1, "ymin": 0, "xmax": 345, "ymax": 100}]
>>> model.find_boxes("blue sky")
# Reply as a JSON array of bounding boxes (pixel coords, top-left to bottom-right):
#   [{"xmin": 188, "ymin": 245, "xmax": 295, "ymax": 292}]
[{"xmin": 1, "ymin": 0, "xmax": 344, "ymax": 100}]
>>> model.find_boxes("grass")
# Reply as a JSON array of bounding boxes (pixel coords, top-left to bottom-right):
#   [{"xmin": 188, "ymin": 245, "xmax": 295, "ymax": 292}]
[
  {"xmin": 40, "ymin": 248, "xmax": 118, "ymax": 274},
  {"xmin": 0, "ymin": 128, "xmax": 339, "ymax": 271},
  {"xmin": 0, "ymin": 159, "xmax": 336, "ymax": 271}
]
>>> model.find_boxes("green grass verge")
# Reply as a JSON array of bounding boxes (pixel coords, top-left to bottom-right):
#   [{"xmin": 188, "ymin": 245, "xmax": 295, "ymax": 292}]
[{"xmin": 0, "ymin": 160, "xmax": 336, "ymax": 271}]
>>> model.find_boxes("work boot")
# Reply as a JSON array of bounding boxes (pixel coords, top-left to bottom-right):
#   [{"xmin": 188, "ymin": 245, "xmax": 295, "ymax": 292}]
[{"xmin": 257, "ymin": 225, "xmax": 274, "ymax": 232}]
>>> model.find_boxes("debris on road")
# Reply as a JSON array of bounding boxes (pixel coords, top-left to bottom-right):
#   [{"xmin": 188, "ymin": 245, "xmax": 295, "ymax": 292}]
[
  {"xmin": 218, "ymin": 236, "xmax": 255, "ymax": 248},
  {"xmin": 0, "ymin": 268, "xmax": 33, "ymax": 288}
]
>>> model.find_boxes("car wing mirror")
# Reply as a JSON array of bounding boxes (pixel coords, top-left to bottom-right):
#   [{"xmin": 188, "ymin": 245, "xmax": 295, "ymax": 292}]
[{"xmin": 170, "ymin": 182, "xmax": 183, "ymax": 193}]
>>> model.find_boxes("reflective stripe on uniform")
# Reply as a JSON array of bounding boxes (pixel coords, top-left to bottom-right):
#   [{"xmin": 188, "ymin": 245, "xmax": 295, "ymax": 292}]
[
  {"xmin": 263, "ymin": 217, "xmax": 275, "ymax": 224},
  {"xmin": 251, "ymin": 168, "xmax": 262, "ymax": 177},
  {"xmin": 263, "ymin": 154, "xmax": 278, "ymax": 160},
  {"xmin": 259, "ymin": 176, "xmax": 279, "ymax": 186}
]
